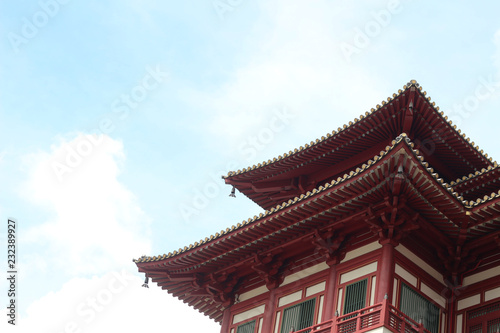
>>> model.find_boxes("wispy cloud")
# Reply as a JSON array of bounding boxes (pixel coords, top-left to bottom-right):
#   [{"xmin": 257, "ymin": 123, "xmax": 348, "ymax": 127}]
[
  {"xmin": 186, "ymin": 1, "xmax": 388, "ymax": 158},
  {"xmin": 19, "ymin": 134, "xmax": 151, "ymax": 276},
  {"xmin": 18, "ymin": 270, "xmax": 220, "ymax": 332}
]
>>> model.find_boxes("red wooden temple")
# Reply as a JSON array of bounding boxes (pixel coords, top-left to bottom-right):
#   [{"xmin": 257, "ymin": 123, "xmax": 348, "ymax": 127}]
[{"xmin": 134, "ymin": 80, "xmax": 500, "ymax": 333}]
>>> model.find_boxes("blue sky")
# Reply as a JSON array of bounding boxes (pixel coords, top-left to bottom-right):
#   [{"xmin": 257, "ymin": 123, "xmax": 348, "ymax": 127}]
[{"xmin": 1, "ymin": 1, "xmax": 499, "ymax": 332}]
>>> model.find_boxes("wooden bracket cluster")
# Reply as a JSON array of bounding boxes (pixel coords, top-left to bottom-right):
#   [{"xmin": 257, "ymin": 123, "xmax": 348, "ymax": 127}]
[
  {"xmin": 252, "ymin": 253, "xmax": 287, "ymax": 290},
  {"xmin": 312, "ymin": 229, "xmax": 347, "ymax": 266},
  {"xmin": 437, "ymin": 245, "xmax": 477, "ymax": 286},
  {"xmin": 366, "ymin": 202, "xmax": 419, "ymax": 246}
]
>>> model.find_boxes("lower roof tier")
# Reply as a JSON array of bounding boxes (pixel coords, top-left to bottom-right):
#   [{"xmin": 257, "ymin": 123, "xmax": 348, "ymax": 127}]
[{"xmin": 135, "ymin": 134, "xmax": 500, "ymax": 322}]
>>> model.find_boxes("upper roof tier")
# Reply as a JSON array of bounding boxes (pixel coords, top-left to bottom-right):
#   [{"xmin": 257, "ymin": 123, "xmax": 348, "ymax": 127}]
[{"xmin": 224, "ymin": 80, "xmax": 495, "ymax": 210}]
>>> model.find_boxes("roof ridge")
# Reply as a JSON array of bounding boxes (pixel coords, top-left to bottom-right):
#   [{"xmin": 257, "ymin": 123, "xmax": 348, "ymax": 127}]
[
  {"xmin": 224, "ymin": 80, "xmax": 496, "ymax": 180},
  {"xmin": 224, "ymin": 81, "xmax": 415, "ymax": 179}
]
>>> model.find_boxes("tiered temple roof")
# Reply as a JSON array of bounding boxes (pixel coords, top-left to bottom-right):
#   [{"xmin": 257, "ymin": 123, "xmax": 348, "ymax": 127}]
[{"xmin": 134, "ymin": 80, "xmax": 500, "ymax": 323}]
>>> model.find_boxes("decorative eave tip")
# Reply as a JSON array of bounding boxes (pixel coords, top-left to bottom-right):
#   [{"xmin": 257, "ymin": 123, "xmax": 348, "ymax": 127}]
[{"xmin": 407, "ymin": 79, "xmax": 419, "ymax": 87}]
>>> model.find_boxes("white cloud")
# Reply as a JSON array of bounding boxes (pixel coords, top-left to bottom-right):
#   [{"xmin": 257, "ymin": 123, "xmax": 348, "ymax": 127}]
[
  {"xmin": 2, "ymin": 269, "xmax": 220, "ymax": 333},
  {"xmin": 186, "ymin": 0, "xmax": 389, "ymax": 157},
  {"xmin": 19, "ymin": 133, "xmax": 151, "ymax": 276}
]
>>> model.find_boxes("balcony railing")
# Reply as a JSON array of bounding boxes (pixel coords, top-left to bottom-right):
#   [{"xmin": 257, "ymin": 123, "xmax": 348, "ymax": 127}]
[{"xmin": 291, "ymin": 299, "xmax": 430, "ymax": 333}]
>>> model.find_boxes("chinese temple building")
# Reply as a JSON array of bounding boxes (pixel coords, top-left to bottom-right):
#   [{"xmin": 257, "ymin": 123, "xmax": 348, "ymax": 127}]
[{"xmin": 134, "ymin": 80, "xmax": 500, "ymax": 333}]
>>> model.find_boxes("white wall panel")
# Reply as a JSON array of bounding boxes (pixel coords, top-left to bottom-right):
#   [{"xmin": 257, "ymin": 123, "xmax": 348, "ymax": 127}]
[
  {"xmin": 463, "ymin": 267, "xmax": 500, "ymax": 286},
  {"xmin": 421, "ymin": 282, "xmax": 446, "ymax": 308},
  {"xmin": 278, "ymin": 290, "xmax": 302, "ymax": 308},
  {"xmin": 395, "ymin": 263, "xmax": 417, "ymax": 287},
  {"xmin": 282, "ymin": 262, "xmax": 329, "ymax": 286},
  {"xmin": 341, "ymin": 242, "xmax": 381, "ymax": 263},
  {"xmin": 457, "ymin": 294, "xmax": 481, "ymax": 311},
  {"xmin": 396, "ymin": 245, "xmax": 444, "ymax": 285},
  {"xmin": 233, "ymin": 304, "xmax": 266, "ymax": 324},
  {"xmin": 456, "ymin": 314, "xmax": 463, "ymax": 333},
  {"xmin": 306, "ymin": 281, "xmax": 326, "ymax": 297},
  {"xmin": 485, "ymin": 286, "xmax": 500, "ymax": 302},
  {"xmin": 340, "ymin": 261, "xmax": 377, "ymax": 284}
]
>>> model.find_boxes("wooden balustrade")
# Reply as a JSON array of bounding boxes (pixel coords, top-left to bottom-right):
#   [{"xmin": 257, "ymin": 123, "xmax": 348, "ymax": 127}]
[
  {"xmin": 386, "ymin": 304, "xmax": 430, "ymax": 333},
  {"xmin": 282, "ymin": 299, "xmax": 431, "ymax": 333}
]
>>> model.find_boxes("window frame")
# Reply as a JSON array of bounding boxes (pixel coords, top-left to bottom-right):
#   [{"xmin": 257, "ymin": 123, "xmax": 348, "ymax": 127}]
[
  {"xmin": 229, "ymin": 302, "xmax": 266, "ymax": 333},
  {"xmin": 274, "ymin": 279, "xmax": 326, "ymax": 333},
  {"xmin": 337, "ymin": 273, "xmax": 375, "ymax": 317},
  {"xmin": 280, "ymin": 298, "xmax": 317, "ymax": 333},
  {"xmin": 342, "ymin": 277, "xmax": 369, "ymax": 316},
  {"xmin": 398, "ymin": 282, "xmax": 440, "ymax": 333},
  {"xmin": 235, "ymin": 319, "xmax": 257, "ymax": 333},
  {"xmin": 466, "ymin": 301, "xmax": 500, "ymax": 333}
]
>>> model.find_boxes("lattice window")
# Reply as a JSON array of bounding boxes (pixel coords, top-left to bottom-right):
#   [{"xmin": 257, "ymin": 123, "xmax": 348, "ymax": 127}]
[
  {"xmin": 400, "ymin": 283, "xmax": 440, "ymax": 333},
  {"xmin": 469, "ymin": 303, "xmax": 500, "ymax": 320},
  {"xmin": 470, "ymin": 323, "xmax": 483, "ymax": 333},
  {"xmin": 343, "ymin": 278, "xmax": 368, "ymax": 316},
  {"xmin": 280, "ymin": 298, "xmax": 316, "ymax": 333},
  {"xmin": 237, "ymin": 320, "xmax": 256, "ymax": 333},
  {"xmin": 487, "ymin": 317, "xmax": 500, "ymax": 333},
  {"xmin": 467, "ymin": 301, "xmax": 500, "ymax": 333}
]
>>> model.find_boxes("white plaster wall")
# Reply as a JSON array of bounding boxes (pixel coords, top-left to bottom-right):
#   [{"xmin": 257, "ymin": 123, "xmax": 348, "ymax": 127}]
[
  {"xmin": 273, "ymin": 312, "xmax": 281, "ymax": 333},
  {"xmin": 278, "ymin": 290, "xmax": 302, "ymax": 307},
  {"xmin": 282, "ymin": 262, "xmax": 329, "ymax": 286},
  {"xmin": 456, "ymin": 314, "xmax": 463, "ymax": 333},
  {"xmin": 485, "ymin": 286, "xmax": 500, "ymax": 302},
  {"xmin": 395, "ymin": 263, "xmax": 417, "ymax": 287},
  {"xmin": 232, "ymin": 304, "xmax": 266, "ymax": 324},
  {"xmin": 396, "ymin": 245, "xmax": 445, "ymax": 285},
  {"xmin": 370, "ymin": 276, "xmax": 377, "ymax": 306},
  {"xmin": 392, "ymin": 278, "xmax": 398, "ymax": 305},
  {"xmin": 421, "ymin": 282, "xmax": 446, "ymax": 308},
  {"xmin": 318, "ymin": 295, "xmax": 324, "ymax": 323},
  {"xmin": 239, "ymin": 285, "xmax": 267, "ymax": 302},
  {"xmin": 463, "ymin": 266, "xmax": 500, "ymax": 286},
  {"xmin": 457, "ymin": 294, "xmax": 481, "ymax": 311},
  {"xmin": 341, "ymin": 241, "xmax": 381, "ymax": 263},
  {"xmin": 340, "ymin": 261, "xmax": 378, "ymax": 284},
  {"xmin": 306, "ymin": 281, "xmax": 326, "ymax": 297}
]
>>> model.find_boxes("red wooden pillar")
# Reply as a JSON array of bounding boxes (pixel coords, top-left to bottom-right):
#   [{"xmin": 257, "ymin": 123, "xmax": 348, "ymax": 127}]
[
  {"xmin": 447, "ymin": 287, "xmax": 456, "ymax": 333},
  {"xmin": 261, "ymin": 288, "xmax": 277, "ymax": 333},
  {"xmin": 220, "ymin": 307, "xmax": 231, "ymax": 333},
  {"xmin": 376, "ymin": 241, "xmax": 396, "ymax": 303},
  {"xmin": 323, "ymin": 264, "xmax": 337, "ymax": 321}
]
